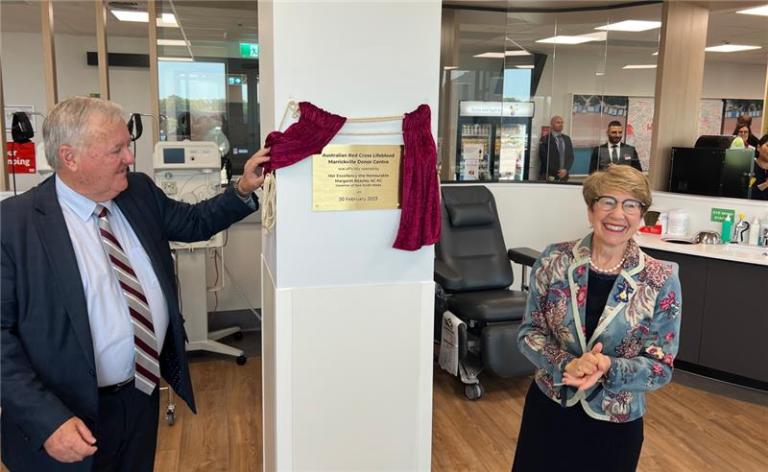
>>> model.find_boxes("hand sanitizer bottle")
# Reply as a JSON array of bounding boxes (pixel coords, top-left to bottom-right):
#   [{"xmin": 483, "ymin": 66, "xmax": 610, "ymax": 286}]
[
  {"xmin": 748, "ymin": 217, "xmax": 760, "ymax": 246},
  {"xmin": 721, "ymin": 214, "xmax": 733, "ymax": 244}
]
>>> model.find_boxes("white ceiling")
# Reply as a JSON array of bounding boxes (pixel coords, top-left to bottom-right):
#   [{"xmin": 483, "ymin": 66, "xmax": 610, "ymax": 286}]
[
  {"xmin": 450, "ymin": 1, "xmax": 768, "ymax": 65},
  {"xmin": 1, "ymin": 1, "xmax": 766, "ymax": 64}
]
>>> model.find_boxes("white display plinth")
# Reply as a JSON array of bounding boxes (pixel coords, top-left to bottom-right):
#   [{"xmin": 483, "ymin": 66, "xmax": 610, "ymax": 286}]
[{"xmin": 258, "ymin": 1, "xmax": 441, "ymax": 470}]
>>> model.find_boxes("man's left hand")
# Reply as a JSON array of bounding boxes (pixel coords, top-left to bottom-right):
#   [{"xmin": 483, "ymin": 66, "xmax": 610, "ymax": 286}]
[{"xmin": 237, "ymin": 148, "xmax": 271, "ymax": 195}]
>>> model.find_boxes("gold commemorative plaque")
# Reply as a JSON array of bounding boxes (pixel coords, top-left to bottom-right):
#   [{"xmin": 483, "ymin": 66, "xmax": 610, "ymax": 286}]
[{"xmin": 313, "ymin": 145, "xmax": 401, "ymax": 211}]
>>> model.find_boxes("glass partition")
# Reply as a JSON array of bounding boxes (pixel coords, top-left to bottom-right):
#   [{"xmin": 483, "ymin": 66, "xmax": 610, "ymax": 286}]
[
  {"xmin": 439, "ymin": 2, "xmax": 663, "ymax": 184},
  {"xmin": 156, "ymin": 0, "xmax": 259, "ymax": 179}
]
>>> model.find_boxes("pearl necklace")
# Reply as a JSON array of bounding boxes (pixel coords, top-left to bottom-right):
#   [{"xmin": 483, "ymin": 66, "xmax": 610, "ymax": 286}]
[{"xmin": 589, "ymin": 256, "xmax": 624, "ymax": 274}]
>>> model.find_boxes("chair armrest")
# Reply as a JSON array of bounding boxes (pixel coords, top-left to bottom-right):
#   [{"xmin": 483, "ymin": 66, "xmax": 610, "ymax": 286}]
[
  {"xmin": 434, "ymin": 260, "xmax": 463, "ymax": 291},
  {"xmin": 507, "ymin": 247, "xmax": 541, "ymax": 267}
]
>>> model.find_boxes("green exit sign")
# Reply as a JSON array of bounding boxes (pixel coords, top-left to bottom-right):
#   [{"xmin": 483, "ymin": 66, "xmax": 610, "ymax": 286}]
[
  {"xmin": 711, "ymin": 208, "xmax": 735, "ymax": 223},
  {"xmin": 239, "ymin": 42, "xmax": 259, "ymax": 58}
]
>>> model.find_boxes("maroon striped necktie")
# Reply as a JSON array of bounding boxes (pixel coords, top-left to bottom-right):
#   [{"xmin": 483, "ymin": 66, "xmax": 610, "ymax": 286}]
[{"xmin": 94, "ymin": 205, "xmax": 160, "ymax": 395}]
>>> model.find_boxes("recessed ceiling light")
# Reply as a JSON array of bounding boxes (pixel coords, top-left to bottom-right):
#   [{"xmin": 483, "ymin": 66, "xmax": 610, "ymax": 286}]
[
  {"xmin": 159, "ymin": 56, "xmax": 193, "ymax": 62},
  {"xmin": 157, "ymin": 39, "xmax": 188, "ymax": 47},
  {"xmin": 652, "ymin": 51, "xmax": 658, "ymax": 56},
  {"xmin": 110, "ymin": 10, "xmax": 178, "ymax": 27},
  {"xmin": 474, "ymin": 52, "xmax": 505, "ymax": 59},
  {"xmin": 111, "ymin": 10, "xmax": 149, "ymax": 22},
  {"xmin": 536, "ymin": 32, "xmax": 606, "ymax": 44},
  {"xmin": 705, "ymin": 44, "xmax": 762, "ymax": 53},
  {"xmin": 505, "ymin": 50, "xmax": 531, "ymax": 56},
  {"xmin": 736, "ymin": 5, "xmax": 768, "ymax": 17},
  {"xmin": 622, "ymin": 64, "xmax": 657, "ymax": 69},
  {"xmin": 516, "ymin": 65, "xmax": 535, "ymax": 69},
  {"xmin": 158, "ymin": 13, "xmax": 178, "ymax": 27},
  {"xmin": 595, "ymin": 20, "xmax": 662, "ymax": 32}
]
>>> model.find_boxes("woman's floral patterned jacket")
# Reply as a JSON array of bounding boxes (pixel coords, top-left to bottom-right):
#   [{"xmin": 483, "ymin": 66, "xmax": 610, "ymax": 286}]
[{"xmin": 517, "ymin": 234, "xmax": 682, "ymax": 423}]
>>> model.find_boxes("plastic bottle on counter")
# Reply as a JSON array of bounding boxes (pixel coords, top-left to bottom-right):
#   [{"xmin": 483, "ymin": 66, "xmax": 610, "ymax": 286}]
[
  {"xmin": 733, "ymin": 213, "xmax": 750, "ymax": 244},
  {"xmin": 748, "ymin": 217, "xmax": 760, "ymax": 246},
  {"xmin": 721, "ymin": 214, "xmax": 733, "ymax": 244},
  {"xmin": 760, "ymin": 217, "xmax": 768, "ymax": 247}
]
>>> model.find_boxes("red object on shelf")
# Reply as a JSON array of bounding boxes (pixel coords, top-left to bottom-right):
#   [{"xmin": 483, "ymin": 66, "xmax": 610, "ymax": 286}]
[{"xmin": 639, "ymin": 225, "xmax": 662, "ymax": 234}]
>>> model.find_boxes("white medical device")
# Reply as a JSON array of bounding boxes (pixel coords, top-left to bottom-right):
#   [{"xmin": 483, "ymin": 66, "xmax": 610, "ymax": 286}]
[
  {"xmin": 153, "ymin": 140, "xmax": 246, "ymax": 362},
  {"xmin": 153, "ymin": 141, "xmax": 224, "ymax": 249}
]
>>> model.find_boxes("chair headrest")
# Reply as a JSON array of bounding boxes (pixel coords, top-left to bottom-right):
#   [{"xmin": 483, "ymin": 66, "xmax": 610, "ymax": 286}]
[
  {"xmin": 11, "ymin": 112, "xmax": 34, "ymax": 143},
  {"xmin": 447, "ymin": 201, "xmax": 495, "ymax": 227}
]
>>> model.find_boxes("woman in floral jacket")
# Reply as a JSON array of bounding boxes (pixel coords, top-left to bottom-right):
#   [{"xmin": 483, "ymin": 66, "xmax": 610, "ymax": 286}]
[{"xmin": 512, "ymin": 165, "xmax": 682, "ymax": 472}]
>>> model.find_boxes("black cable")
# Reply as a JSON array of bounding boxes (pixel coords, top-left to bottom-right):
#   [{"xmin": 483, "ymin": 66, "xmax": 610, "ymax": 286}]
[{"xmin": 9, "ymin": 142, "xmax": 18, "ymax": 196}]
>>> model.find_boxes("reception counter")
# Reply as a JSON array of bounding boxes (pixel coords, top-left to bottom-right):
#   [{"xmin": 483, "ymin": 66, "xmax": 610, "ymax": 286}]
[{"xmin": 634, "ymin": 234, "xmax": 768, "ymax": 387}]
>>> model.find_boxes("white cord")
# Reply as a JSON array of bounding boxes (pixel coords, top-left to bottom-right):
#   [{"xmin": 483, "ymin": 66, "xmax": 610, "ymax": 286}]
[
  {"xmin": 261, "ymin": 173, "xmax": 276, "ymax": 231},
  {"xmin": 223, "ymin": 263, "xmax": 262, "ymax": 323}
]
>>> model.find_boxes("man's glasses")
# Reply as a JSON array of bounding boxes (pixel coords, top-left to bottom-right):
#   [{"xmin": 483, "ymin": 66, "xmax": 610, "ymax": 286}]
[{"xmin": 593, "ymin": 196, "xmax": 645, "ymax": 215}]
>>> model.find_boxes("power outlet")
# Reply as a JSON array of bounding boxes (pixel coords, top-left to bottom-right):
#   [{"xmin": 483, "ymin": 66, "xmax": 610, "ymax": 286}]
[{"xmin": 161, "ymin": 180, "xmax": 178, "ymax": 195}]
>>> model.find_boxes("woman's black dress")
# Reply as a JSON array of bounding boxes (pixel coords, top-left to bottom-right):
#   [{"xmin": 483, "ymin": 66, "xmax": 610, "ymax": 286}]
[{"xmin": 511, "ymin": 271, "xmax": 644, "ymax": 472}]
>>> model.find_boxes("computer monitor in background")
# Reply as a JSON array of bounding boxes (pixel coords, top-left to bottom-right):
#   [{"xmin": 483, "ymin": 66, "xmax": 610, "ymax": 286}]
[
  {"xmin": 721, "ymin": 148, "xmax": 755, "ymax": 199},
  {"xmin": 669, "ymin": 147, "xmax": 723, "ymax": 196}
]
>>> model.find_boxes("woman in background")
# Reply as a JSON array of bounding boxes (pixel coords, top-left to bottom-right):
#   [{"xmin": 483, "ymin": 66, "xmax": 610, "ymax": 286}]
[{"xmin": 512, "ymin": 165, "xmax": 682, "ymax": 472}]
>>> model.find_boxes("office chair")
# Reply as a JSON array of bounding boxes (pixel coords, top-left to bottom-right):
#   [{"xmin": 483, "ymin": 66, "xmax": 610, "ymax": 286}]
[{"xmin": 435, "ymin": 185, "xmax": 539, "ymax": 400}]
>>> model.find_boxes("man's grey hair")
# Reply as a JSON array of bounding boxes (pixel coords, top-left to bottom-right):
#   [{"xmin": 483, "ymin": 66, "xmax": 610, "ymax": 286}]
[{"xmin": 43, "ymin": 96, "xmax": 124, "ymax": 170}]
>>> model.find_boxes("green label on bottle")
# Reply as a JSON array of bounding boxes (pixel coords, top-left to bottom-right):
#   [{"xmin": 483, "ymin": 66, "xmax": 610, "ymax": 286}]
[{"xmin": 711, "ymin": 208, "xmax": 735, "ymax": 222}]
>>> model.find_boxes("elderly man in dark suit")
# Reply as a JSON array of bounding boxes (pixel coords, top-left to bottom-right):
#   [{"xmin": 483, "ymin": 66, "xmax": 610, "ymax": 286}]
[
  {"xmin": 1, "ymin": 96, "xmax": 270, "ymax": 471},
  {"xmin": 590, "ymin": 120, "xmax": 642, "ymax": 173},
  {"xmin": 538, "ymin": 115, "xmax": 575, "ymax": 182}
]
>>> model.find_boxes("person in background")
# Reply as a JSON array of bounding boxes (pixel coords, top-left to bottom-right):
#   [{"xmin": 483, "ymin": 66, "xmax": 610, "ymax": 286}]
[
  {"xmin": 590, "ymin": 121, "xmax": 642, "ymax": 173},
  {"xmin": 1, "ymin": 96, "xmax": 270, "ymax": 471},
  {"xmin": 538, "ymin": 115, "xmax": 574, "ymax": 182},
  {"xmin": 733, "ymin": 119, "xmax": 759, "ymax": 157},
  {"xmin": 512, "ymin": 165, "xmax": 682, "ymax": 472},
  {"xmin": 733, "ymin": 114, "xmax": 759, "ymax": 149},
  {"xmin": 751, "ymin": 134, "xmax": 768, "ymax": 200}
]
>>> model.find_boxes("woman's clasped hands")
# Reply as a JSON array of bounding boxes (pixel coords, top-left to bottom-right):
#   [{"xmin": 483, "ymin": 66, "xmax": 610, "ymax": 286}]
[{"xmin": 563, "ymin": 343, "xmax": 612, "ymax": 391}]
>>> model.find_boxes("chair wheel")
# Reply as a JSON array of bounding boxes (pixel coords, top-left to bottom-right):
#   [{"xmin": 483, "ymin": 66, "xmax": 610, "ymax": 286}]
[
  {"xmin": 236, "ymin": 355, "xmax": 247, "ymax": 365},
  {"xmin": 464, "ymin": 383, "xmax": 484, "ymax": 400},
  {"xmin": 233, "ymin": 331, "xmax": 244, "ymax": 341}
]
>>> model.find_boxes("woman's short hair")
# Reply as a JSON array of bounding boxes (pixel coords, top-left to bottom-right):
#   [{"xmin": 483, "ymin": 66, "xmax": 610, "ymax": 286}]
[
  {"xmin": 759, "ymin": 134, "xmax": 768, "ymax": 147},
  {"xmin": 43, "ymin": 96, "xmax": 124, "ymax": 170},
  {"xmin": 582, "ymin": 165, "xmax": 652, "ymax": 212}
]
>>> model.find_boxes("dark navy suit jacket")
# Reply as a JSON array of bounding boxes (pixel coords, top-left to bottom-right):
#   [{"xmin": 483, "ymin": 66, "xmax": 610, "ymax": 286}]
[{"xmin": 1, "ymin": 173, "xmax": 256, "ymax": 471}]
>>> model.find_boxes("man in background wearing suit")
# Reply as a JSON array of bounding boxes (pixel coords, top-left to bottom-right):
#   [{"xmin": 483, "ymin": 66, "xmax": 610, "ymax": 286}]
[
  {"xmin": 590, "ymin": 120, "xmax": 642, "ymax": 173},
  {"xmin": 1, "ymin": 97, "xmax": 270, "ymax": 471},
  {"xmin": 538, "ymin": 115, "xmax": 574, "ymax": 182}
]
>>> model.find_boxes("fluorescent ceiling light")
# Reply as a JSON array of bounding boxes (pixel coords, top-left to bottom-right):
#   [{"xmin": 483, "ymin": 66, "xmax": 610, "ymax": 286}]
[
  {"xmin": 110, "ymin": 10, "xmax": 178, "ymax": 27},
  {"xmin": 516, "ymin": 65, "xmax": 535, "ymax": 69},
  {"xmin": 111, "ymin": 10, "xmax": 148, "ymax": 22},
  {"xmin": 652, "ymin": 51, "xmax": 658, "ymax": 56},
  {"xmin": 157, "ymin": 39, "xmax": 188, "ymax": 47},
  {"xmin": 474, "ymin": 52, "xmax": 505, "ymax": 59},
  {"xmin": 444, "ymin": 66, "xmax": 458, "ymax": 70},
  {"xmin": 159, "ymin": 56, "xmax": 193, "ymax": 62},
  {"xmin": 158, "ymin": 13, "xmax": 178, "ymax": 27},
  {"xmin": 622, "ymin": 64, "xmax": 657, "ymax": 69},
  {"xmin": 536, "ymin": 32, "xmax": 606, "ymax": 45},
  {"xmin": 595, "ymin": 20, "xmax": 661, "ymax": 32},
  {"xmin": 705, "ymin": 44, "xmax": 761, "ymax": 53},
  {"xmin": 736, "ymin": 5, "xmax": 768, "ymax": 17},
  {"xmin": 595, "ymin": 72, "xmax": 605, "ymax": 76},
  {"xmin": 474, "ymin": 50, "xmax": 533, "ymax": 59}
]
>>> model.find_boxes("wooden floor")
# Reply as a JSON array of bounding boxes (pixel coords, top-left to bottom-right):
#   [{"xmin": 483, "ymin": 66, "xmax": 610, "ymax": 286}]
[{"xmin": 150, "ymin": 358, "xmax": 768, "ymax": 472}]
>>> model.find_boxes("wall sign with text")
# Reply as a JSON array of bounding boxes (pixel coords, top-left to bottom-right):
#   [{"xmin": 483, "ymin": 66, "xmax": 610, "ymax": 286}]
[{"xmin": 312, "ymin": 144, "xmax": 401, "ymax": 211}]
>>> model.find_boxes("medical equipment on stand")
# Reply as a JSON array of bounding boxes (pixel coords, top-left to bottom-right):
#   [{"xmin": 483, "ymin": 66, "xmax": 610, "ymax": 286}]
[{"xmin": 153, "ymin": 141, "xmax": 246, "ymax": 365}]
